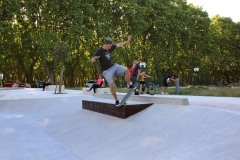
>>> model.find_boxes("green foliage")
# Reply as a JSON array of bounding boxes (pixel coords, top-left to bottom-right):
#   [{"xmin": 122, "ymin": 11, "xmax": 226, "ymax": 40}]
[
  {"xmin": 0, "ymin": 0, "xmax": 239, "ymax": 88},
  {"xmin": 54, "ymin": 42, "xmax": 70, "ymax": 65},
  {"xmin": 179, "ymin": 86, "xmax": 240, "ymax": 97}
]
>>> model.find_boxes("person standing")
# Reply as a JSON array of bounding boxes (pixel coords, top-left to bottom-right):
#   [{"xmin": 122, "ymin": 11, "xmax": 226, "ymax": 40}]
[
  {"xmin": 129, "ymin": 61, "xmax": 135, "ymax": 77},
  {"xmin": 139, "ymin": 71, "xmax": 150, "ymax": 94},
  {"xmin": 131, "ymin": 59, "xmax": 141, "ymax": 95},
  {"xmin": 91, "ymin": 35, "xmax": 133, "ymax": 106},
  {"xmin": 161, "ymin": 75, "xmax": 176, "ymax": 94},
  {"xmin": 87, "ymin": 75, "xmax": 104, "ymax": 93}
]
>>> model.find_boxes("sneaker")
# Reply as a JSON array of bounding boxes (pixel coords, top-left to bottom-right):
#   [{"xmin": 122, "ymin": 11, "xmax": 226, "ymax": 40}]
[
  {"xmin": 128, "ymin": 84, "xmax": 134, "ymax": 89},
  {"xmin": 165, "ymin": 93, "xmax": 169, "ymax": 95},
  {"xmin": 115, "ymin": 100, "xmax": 120, "ymax": 106},
  {"xmin": 134, "ymin": 92, "xmax": 139, "ymax": 95},
  {"xmin": 128, "ymin": 85, "xmax": 137, "ymax": 90},
  {"xmin": 161, "ymin": 92, "xmax": 164, "ymax": 95}
]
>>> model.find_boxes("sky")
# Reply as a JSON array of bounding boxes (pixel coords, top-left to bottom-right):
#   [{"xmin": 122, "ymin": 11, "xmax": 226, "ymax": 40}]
[{"xmin": 186, "ymin": 0, "xmax": 240, "ymax": 22}]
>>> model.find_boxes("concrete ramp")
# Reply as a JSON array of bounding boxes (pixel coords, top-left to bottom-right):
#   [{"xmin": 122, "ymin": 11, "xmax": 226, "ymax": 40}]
[
  {"xmin": 1, "ymin": 93, "xmax": 240, "ymax": 160},
  {"xmin": 82, "ymin": 100, "xmax": 153, "ymax": 118}
]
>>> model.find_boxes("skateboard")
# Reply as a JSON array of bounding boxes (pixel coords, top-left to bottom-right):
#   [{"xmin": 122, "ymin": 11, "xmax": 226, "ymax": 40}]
[{"xmin": 117, "ymin": 82, "xmax": 139, "ymax": 107}]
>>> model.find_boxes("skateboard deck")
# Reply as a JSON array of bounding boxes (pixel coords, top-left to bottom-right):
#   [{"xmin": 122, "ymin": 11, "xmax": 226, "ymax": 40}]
[{"xmin": 117, "ymin": 82, "xmax": 139, "ymax": 107}]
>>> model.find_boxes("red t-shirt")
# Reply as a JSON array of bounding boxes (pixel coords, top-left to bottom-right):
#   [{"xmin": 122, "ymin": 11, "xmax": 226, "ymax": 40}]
[
  {"xmin": 96, "ymin": 78, "xmax": 103, "ymax": 85},
  {"xmin": 129, "ymin": 67, "xmax": 134, "ymax": 76}
]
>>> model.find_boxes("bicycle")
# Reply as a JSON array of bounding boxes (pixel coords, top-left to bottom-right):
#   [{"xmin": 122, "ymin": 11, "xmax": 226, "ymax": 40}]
[{"xmin": 141, "ymin": 76, "xmax": 156, "ymax": 95}]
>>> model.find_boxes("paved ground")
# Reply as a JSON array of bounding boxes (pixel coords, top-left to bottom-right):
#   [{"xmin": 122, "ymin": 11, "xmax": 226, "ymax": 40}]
[{"xmin": 0, "ymin": 88, "xmax": 240, "ymax": 160}]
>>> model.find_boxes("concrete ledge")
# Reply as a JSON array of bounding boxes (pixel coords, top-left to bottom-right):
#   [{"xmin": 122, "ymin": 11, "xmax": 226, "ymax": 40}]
[
  {"xmin": 94, "ymin": 93, "xmax": 189, "ymax": 105},
  {"xmin": 46, "ymin": 85, "xmax": 65, "ymax": 91},
  {"xmin": 82, "ymin": 100, "xmax": 153, "ymax": 118},
  {"xmin": 82, "ymin": 87, "xmax": 110, "ymax": 94}
]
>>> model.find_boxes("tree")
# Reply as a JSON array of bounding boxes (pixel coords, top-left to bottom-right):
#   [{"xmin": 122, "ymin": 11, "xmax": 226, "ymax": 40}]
[
  {"xmin": 0, "ymin": 0, "xmax": 239, "ymax": 88},
  {"xmin": 209, "ymin": 16, "xmax": 239, "ymax": 83},
  {"xmin": 54, "ymin": 42, "xmax": 70, "ymax": 93}
]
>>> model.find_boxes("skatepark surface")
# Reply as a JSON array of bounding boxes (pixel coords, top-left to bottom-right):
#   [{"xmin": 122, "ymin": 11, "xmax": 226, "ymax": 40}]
[{"xmin": 1, "ymin": 88, "xmax": 240, "ymax": 160}]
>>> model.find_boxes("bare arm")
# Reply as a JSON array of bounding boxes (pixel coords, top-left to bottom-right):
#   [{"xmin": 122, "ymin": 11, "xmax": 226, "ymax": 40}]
[
  {"xmin": 170, "ymin": 78, "xmax": 176, "ymax": 82},
  {"xmin": 136, "ymin": 69, "xmax": 141, "ymax": 81},
  {"xmin": 116, "ymin": 35, "xmax": 132, "ymax": 48},
  {"xmin": 144, "ymin": 73, "xmax": 150, "ymax": 78},
  {"xmin": 91, "ymin": 56, "xmax": 100, "ymax": 62}
]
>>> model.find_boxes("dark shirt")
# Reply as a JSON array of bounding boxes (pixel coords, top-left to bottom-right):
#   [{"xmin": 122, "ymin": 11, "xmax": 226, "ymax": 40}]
[
  {"xmin": 45, "ymin": 77, "xmax": 50, "ymax": 83},
  {"xmin": 163, "ymin": 75, "xmax": 173, "ymax": 83},
  {"xmin": 131, "ymin": 63, "xmax": 140, "ymax": 77},
  {"xmin": 94, "ymin": 44, "xmax": 117, "ymax": 71}
]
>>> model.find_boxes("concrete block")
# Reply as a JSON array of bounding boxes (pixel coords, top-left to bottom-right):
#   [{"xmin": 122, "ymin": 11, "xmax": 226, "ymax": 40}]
[
  {"xmin": 82, "ymin": 100, "xmax": 153, "ymax": 118},
  {"xmin": 94, "ymin": 93, "xmax": 189, "ymax": 105},
  {"xmin": 46, "ymin": 85, "xmax": 65, "ymax": 91}
]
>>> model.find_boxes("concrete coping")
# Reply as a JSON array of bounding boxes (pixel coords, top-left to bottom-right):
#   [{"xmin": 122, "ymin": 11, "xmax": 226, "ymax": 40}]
[{"xmin": 94, "ymin": 93, "xmax": 189, "ymax": 105}]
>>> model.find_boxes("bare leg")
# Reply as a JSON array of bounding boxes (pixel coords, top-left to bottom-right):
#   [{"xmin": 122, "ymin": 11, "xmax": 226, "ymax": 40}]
[
  {"xmin": 139, "ymin": 84, "xmax": 143, "ymax": 93},
  {"xmin": 124, "ymin": 69, "xmax": 131, "ymax": 86},
  {"xmin": 163, "ymin": 86, "xmax": 168, "ymax": 93},
  {"xmin": 110, "ymin": 83, "xmax": 118, "ymax": 101}
]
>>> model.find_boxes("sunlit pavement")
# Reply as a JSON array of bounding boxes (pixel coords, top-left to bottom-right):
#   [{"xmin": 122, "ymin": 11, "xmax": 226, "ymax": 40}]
[{"xmin": 1, "ymin": 88, "xmax": 240, "ymax": 160}]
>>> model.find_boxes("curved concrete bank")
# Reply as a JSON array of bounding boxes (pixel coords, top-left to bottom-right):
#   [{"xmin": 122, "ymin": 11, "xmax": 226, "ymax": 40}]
[{"xmin": 1, "ymin": 89, "xmax": 240, "ymax": 160}]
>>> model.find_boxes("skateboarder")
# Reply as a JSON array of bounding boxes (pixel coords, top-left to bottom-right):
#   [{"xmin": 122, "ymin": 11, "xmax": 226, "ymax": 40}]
[{"xmin": 91, "ymin": 35, "xmax": 134, "ymax": 106}]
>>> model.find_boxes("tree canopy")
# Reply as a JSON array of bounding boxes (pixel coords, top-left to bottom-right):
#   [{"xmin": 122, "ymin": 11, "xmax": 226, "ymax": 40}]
[{"xmin": 0, "ymin": 0, "xmax": 239, "ymax": 87}]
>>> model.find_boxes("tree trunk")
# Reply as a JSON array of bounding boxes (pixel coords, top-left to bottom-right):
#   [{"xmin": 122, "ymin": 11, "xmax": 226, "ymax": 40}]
[
  {"xmin": 58, "ymin": 67, "xmax": 64, "ymax": 94},
  {"xmin": 43, "ymin": 62, "xmax": 55, "ymax": 84}
]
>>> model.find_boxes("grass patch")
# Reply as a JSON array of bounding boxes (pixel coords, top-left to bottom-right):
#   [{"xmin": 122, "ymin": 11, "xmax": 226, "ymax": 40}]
[
  {"xmin": 179, "ymin": 86, "xmax": 240, "ymax": 97},
  {"xmin": 67, "ymin": 86, "xmax": 240, "ymax": 97},
  {"xmin": 116, "ymin": 86, "xmax": 240, "ymax": 97}
]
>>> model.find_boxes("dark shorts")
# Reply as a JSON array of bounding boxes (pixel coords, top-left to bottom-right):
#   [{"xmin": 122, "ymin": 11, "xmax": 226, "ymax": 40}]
[
  {"xmin": 139, "ymin": 81, "xmax": 145, "ymax": 85},
  {"xmin": 163, "ymin": 80, "xmax": 168, "ymax": 87}
]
